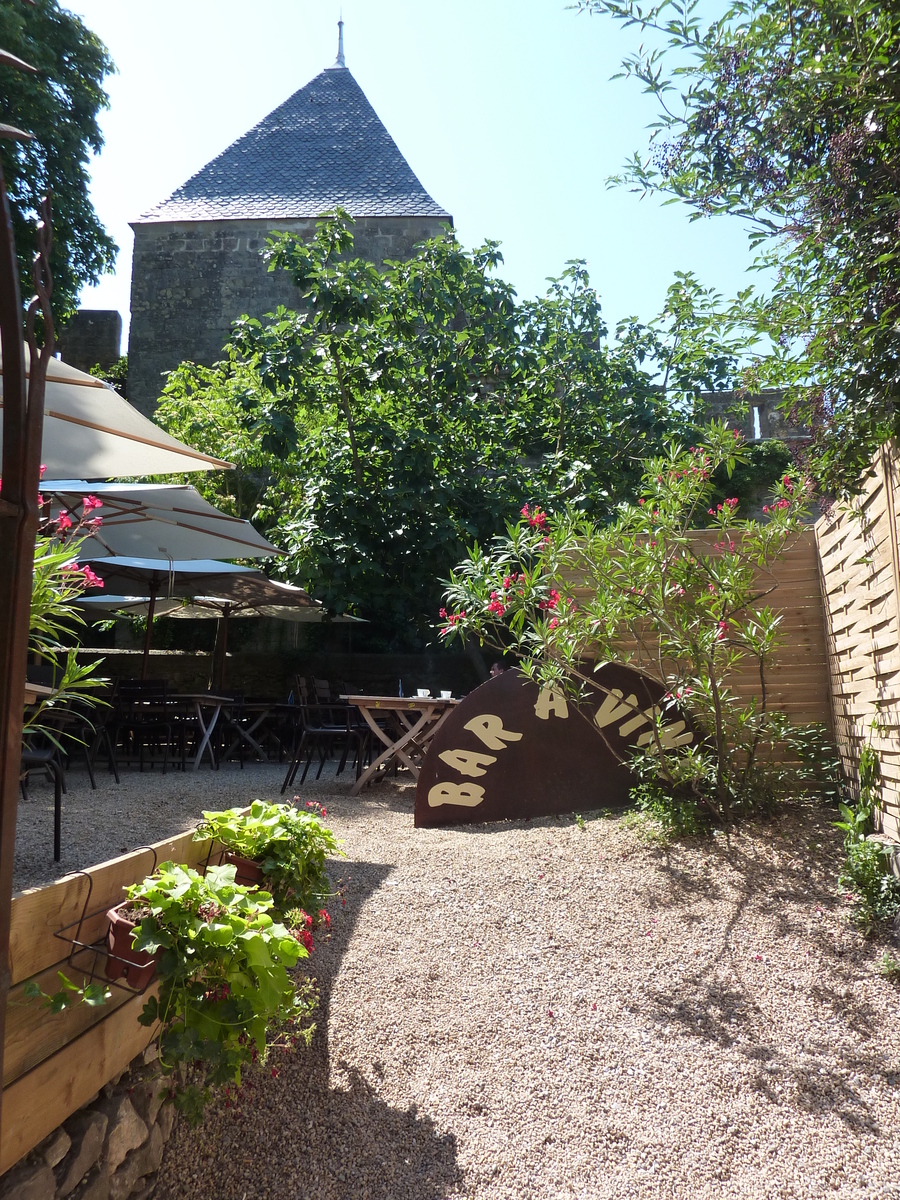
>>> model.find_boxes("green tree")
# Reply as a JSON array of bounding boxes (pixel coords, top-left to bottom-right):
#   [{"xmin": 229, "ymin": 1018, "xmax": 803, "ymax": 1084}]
[
  {"xmin": 157, "ymin": 214, "xmax": 751, "ymax": 647},
  {"xmin": 0, "ymin": 0, "xmax": 116, "ymax": 321},
  {"xmin": 580, "ymin": 0, "xmax": 900, "ymax": 493}
]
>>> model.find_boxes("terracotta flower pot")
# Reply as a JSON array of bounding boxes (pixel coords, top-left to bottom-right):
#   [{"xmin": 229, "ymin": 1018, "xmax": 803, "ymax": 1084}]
[
  {"xmin": 106, "ymin": 902, "xmax": 157, "ymax": 990},
  {"xmin": 221, "ymin": 851, "xmax": 265, "ymax": 888}
]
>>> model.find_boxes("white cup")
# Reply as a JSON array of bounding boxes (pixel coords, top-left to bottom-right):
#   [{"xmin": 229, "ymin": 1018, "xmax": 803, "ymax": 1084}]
[
  {"xmin": 440, "ymin": 690, "xmax": 452, "ymax": 700},
  {"xmin": 416, "ymin": 688, "xmax": 431, "ymax": 698}
]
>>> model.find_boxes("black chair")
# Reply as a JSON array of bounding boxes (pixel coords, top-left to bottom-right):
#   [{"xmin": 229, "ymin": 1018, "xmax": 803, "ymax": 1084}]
[
  {"xmin": 280, "ymin": 699, "xmax": 368, "ymax": 791},
  {"xmin": 110, "ymin": 680, "xmax": 173, "ymax": 772},
  {"xmin": 20, "ymin": 738, "xmax": 65, "ymax": 862},
  {"xmin": 49, "ymin": 691, "xmax": 120, "ymax": 789}
]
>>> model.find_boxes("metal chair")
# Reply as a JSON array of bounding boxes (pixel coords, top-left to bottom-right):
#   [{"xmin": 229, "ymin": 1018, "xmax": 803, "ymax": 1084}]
[
  {"xmin": 280, "ymin": 698, "xmax": 368, "ymax": 791},
  {"xmin": 110, "ymin": 679, "xmax": 173, "ymax": 772},
  {"xmin": 20, "ymin": 738, "xmax": 65, "ymax": 862}
]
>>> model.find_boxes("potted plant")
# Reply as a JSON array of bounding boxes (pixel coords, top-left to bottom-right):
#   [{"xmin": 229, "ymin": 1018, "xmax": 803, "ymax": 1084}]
[
  {"xmin": 106, "ymin": 899, "xmax": 158, "ymax": 990},
  {"xmin": 126, "ymin": 860, "xmax": 316, "ymax": 1119},
  {"xmin": 195, "ymin": 799, "xmax": 341, "ymax": 927}
]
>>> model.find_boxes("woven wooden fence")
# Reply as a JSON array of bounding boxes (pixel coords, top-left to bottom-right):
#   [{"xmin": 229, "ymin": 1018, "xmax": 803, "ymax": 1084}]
[
  {"xmin": 564, "ymin": 528, "xmax": 832, "ymax": 731},
  {"xmin": 0, "ymin": 828, "xmax": 222, "ymax": 1174},
  {"xmin": 815, "ymin": 442, "xmax": 900, "ymax": 840}
]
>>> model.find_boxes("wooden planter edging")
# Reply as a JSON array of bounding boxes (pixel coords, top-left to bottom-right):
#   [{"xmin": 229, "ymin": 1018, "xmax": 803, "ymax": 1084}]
[{"xmin": 1, "ymin": 824, "xmax": 225, "ymax": 1175}]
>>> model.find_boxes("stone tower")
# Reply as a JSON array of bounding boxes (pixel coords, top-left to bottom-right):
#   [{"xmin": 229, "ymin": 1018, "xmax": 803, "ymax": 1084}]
[{"xmin": 128, "ymin": 26, "xmax": 451, "ymax": 415}]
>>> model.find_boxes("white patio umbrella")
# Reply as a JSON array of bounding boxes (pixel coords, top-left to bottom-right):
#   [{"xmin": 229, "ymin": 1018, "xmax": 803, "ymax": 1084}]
[
  {"xmin": 78, "ymin": 557, "xmax": 263, "ymax": 677},
  {"xmin": 77, "ymin": 576, "xmax": 361, "ymax": 688},
  {"xmin": 46, "ymin": 480, "xmax": 279, "ymax": 560},
  {"xmin": 0, "ymin": 347, "xmax": 232, "ymax": 478}
]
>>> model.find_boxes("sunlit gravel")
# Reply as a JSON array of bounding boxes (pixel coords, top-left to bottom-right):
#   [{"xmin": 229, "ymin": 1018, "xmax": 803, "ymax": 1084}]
[{"xmin": 17, "ymin": 764, "xmax": 900, "ymax": 1198}]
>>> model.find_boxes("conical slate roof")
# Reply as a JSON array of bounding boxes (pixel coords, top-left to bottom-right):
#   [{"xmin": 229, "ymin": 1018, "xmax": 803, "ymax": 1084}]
[{"xmin": 137, "ymin": 65, "xmax": 450, "ymax": 223}]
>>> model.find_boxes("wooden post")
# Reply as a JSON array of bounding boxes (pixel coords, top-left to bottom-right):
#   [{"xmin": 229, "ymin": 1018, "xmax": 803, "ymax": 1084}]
[{"xmin": 0, "ymin": 163, "xmax": 53, "ymax": 1137}]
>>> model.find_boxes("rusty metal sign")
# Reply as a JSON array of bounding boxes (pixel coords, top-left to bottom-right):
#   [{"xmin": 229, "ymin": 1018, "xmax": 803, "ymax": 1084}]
[{"xmin": 415, "ymin": 665, "xmax": 694, "ymax": 826}]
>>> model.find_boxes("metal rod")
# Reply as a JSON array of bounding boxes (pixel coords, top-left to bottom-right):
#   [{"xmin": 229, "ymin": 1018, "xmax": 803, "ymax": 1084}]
[{"xmin": 141, "ymin": 588, "xmax": 158, "ymax": 680}]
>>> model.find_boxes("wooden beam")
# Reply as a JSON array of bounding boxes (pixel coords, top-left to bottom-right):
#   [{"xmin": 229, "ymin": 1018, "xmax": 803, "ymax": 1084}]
[
  {"xmin": 0, "ymin": 986, "xmax": 157, "ymax": 1174},
  {"xmin": 3, "ymin": 962, "xmax": 132, "ymax": 1088},
  {"xmin": 9, "ymin": 829, "xmax": 220, "ymax": 985}
]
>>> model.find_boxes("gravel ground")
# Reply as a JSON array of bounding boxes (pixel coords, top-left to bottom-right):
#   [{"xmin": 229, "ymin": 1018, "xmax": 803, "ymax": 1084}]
[{"xmin": 16, "ymin": 766, "xmax": 900, "ymax": 1198}]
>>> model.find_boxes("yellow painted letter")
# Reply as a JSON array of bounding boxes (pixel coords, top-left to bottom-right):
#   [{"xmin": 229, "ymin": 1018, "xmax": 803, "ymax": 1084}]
[
  {"xmin": 427, "ymin": 782, "xmax": 486, "ymax": 808},
  {"xmin": 438, "ymin": 749, "xmax": 497, "ymax": 778},
  {"xmin": 534, "ymin": 687, "xmax": 569, "ymax": 721},
  {"xmin": 595, "ymin": 689, "xmax": 639, "ymax": 730},
  {"xmin": 463, "ymin": 714, "xmax": 524, "ymax": 751}
]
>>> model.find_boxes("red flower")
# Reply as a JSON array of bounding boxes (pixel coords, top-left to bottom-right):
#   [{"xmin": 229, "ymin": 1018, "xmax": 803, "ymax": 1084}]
[{"xmin": 521, "ymin": 504, "xmax": 548, "ymax": 531}]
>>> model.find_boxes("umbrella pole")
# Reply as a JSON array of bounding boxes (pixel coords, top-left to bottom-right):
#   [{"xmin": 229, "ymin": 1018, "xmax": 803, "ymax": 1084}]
[
  {"xmin": 142, "ymin": 590, "xmax": 157, "ymax": 680},
  {"xmin": 211, "ymin": 609, "xmax": 230, "ymax": 692}
]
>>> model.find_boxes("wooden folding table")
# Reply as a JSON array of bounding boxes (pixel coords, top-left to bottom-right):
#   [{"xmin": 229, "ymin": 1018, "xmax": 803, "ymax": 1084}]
[{"xmin": 343, "ymin": 695, "xmax": 458, "ymax": 796}]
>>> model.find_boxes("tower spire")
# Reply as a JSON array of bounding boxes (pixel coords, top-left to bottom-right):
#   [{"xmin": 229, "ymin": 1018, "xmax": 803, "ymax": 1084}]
[{"xmin": 334, "ymin": 15, "xmax": 345, "ymax": 67}]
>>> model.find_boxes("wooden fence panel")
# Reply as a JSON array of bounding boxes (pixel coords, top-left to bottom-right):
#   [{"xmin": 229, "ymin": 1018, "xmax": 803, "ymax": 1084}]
[
  {"xmin": 564, "ymin": 529, "xmax": 831, "ymax": 732},
  {"xmin": 815, "ymin": 441, "xmax": 900, "ymax": 839}
]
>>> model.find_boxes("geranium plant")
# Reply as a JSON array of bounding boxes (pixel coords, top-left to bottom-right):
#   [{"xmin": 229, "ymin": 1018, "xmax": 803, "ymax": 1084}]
[
  {"xmin": 195, "ymin": 799, "xmax": 341, "ymax": 941},
  {"xmin": 440, "ymin": 423, "xmax": 817, "ymax": 829},
  {"xmin": 127, "ymin": 861, "xmax": 316, "ymax": 1120}
]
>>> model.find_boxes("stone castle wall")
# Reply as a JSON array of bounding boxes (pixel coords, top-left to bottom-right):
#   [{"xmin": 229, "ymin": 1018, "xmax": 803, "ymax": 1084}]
[
  {"xmin": 128, "ymin": 215, "xmax": 448, "ymax": 415},
  {"xmin": 56, "ymin": 310, "xmax": 122, "ymax": 375}
]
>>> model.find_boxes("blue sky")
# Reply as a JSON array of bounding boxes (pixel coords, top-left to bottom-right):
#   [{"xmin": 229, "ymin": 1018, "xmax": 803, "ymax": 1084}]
[{"xmin": 67, "ymin": 0, "xmax": 757, "ymax": 345}]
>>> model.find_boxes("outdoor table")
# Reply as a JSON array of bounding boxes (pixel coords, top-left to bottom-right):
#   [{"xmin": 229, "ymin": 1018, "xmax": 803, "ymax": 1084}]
[
  {"xmin": 342, "ymin": 695, "xmax": 459, "ymax": 796},
  {"xmin": 222, "ymin": 700, "xmax": 294, "ymax": 763},
  {"xmin": 24, "ymin": 682, "xmax": 55, "ymax": 706},
  {"xmin": 168, "ymin": 693, "xmax": 232, "ymax": 770}
]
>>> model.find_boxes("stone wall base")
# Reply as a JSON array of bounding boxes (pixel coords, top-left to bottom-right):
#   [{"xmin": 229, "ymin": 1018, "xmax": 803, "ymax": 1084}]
[{"xmin": 0, "ymin": 1046, "xmax": 175, "ymax": 1200}]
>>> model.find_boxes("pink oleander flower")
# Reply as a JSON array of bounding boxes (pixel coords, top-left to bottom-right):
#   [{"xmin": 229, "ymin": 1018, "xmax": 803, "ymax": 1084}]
[
  {"xmin": 56, "ymin": 512, "xmax": 73, "ymax": 532},
  {"xmin": 82, "ymin": 495, "xmax": 103, "ymax": 512},
  {"xmin": 80, "ymin": 566, "xmax": 104, "ymax": 589},
  {"xmin": 521, "ymin": 504, "xmax": 548, "ymax": 531}
]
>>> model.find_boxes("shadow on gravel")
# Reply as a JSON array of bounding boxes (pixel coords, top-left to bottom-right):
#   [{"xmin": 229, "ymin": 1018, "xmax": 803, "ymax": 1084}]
[
  {"xmin": 155, "ymin": 857, "xmax": 462, "ymax": 1200},
  {"xmin": 635, "ymin": 807, "xmax": 891, "ymax": 1134}
]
